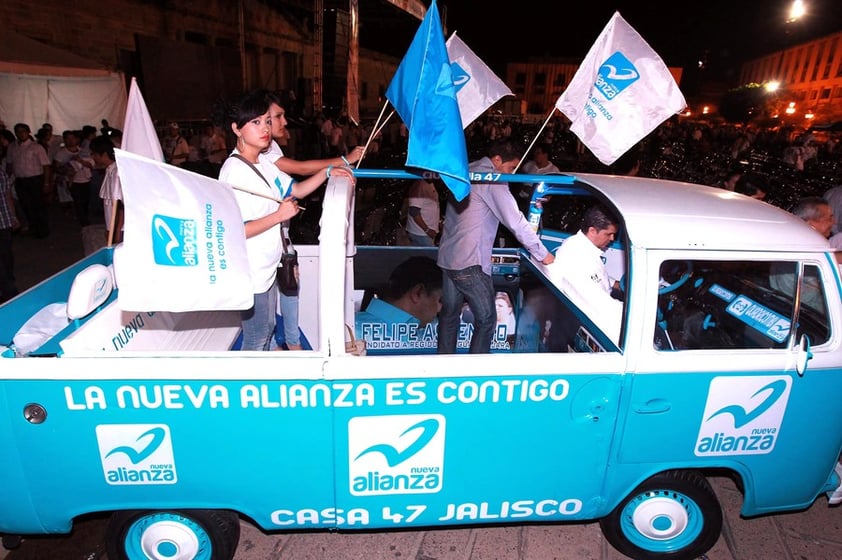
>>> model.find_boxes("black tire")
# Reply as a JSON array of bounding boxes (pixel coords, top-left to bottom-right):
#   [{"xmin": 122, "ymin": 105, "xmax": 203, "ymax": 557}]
[
  {"xmin": 105, "ymin": 509, "xmax": 240, "ymax": 560},
  {"xmin": 599, "ymin": 470, "xmax": 722, "ymax": 560}
]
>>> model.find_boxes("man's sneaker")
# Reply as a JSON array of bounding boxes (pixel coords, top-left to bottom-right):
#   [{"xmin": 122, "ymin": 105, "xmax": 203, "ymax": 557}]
[{"xmin": 827, "ymin": 462, "xmax": 842, "ymax": 505}]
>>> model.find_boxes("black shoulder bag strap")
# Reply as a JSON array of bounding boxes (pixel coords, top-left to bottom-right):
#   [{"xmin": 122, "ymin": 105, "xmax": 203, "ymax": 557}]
[{"xmin": 230, "ymin": 153, "xmax": 292, "ymax": 254}]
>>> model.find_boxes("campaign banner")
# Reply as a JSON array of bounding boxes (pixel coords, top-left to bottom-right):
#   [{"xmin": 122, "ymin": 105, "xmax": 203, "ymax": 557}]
[
  {"xmin": 114, "ymin": 149, "xmax": 253, "ymax": 312},
  {"xmin": 555, "ymin": 11, "xmax": 686, "ymax": 165},
  {"xmin": 355, "ymin": 291, "xmax": 517, "ymax": 355}
]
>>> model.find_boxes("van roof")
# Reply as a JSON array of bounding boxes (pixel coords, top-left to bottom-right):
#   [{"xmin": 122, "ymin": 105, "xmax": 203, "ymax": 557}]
[{"xmin": 574, "ymin": 174, "xmax": 831, "ymax": 253}]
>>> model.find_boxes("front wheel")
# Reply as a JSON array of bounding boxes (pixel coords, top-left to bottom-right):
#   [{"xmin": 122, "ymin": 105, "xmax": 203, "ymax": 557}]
[
  {"xmin": 105, "ymin": 509, "xmax": 240, "ymax": 560},
  {"xmin": 599, "ymin": 470, "xmax": 722, "ymax": 560}
]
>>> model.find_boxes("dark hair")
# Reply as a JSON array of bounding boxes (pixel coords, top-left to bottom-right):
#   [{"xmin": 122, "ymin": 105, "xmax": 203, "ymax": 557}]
[
  {"xmin": 89, "ymin": 135, "xmax": 115, "ymax": 160},
  {"xmin": 534, "ymin": 143, "xmax": 552, "ymax": 156},
  {"xmin": 13, "ymin": 123, "xmax": 30, "ymax": 133},
  {"xmin": 0, "ymin": 129, "xmax": 14, "ymax": 144},
  {"xmin": 487, "ymin": 140, "xmax": 521, "ymax": 163},
  {"xmin": 384, "ymin": 257, "xmax": 442, "ymax": 301},
  {"xmin": 581, "ymin": 204, "xmax": 618, "ymax": 233},
  {"xmin": 212, "ymin": 90, "xmax": 271, "ymax": 129},
  {"xmin": 734, "ymin": 173, "xmax": 767, "ymax": 197}
]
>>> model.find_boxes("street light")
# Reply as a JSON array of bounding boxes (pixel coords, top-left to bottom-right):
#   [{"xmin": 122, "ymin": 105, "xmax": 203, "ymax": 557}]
[
  {"xmin": 787, "ymin": 0, "xmax": 806, "ymax": 23},
  {"xmin": 765, "ymin": 81, "xmax": 780, "ymax": 93}
]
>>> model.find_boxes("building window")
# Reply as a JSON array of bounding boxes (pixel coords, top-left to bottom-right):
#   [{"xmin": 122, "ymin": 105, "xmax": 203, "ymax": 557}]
[
  {"xmin": 515, "ymin": 72, "xmax": 526, "ymax": 86},
  {"xmin": 184, "ymin": 31, "xmax": 209, "ymax": 45},
  {"xmin": 553, "ymin": 74, "xmax": 566, "ymax": 87},
  {"xmin": 820, "ymin": 87, "xmax": 831, "ymax": 100}
]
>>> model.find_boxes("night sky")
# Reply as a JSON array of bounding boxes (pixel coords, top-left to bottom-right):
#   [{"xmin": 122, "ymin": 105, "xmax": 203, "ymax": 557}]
[{"xmin": 439, "ymin": 0, "xmax": 842, "ymax": 89}]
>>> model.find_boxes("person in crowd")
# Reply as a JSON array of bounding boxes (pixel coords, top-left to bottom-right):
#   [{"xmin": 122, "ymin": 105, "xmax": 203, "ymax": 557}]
[
  {"xmin": 355, "ymin": 256, "xmax": 442, "ymax": 344},
  {"xmin": 404, "ymin": 177, "xmax": 440, "ymax": 246},
  {"xmin": 217, "ymin": 89, "xmax": 353, "ymax": 351},
  {"xmin": 770, "ymin": 197, "xmax": 834, "ymax": 312},
  {"xmin": 6, "ymin": 123, "xmax": 51, "ymax": 238},
  {"xmin": 80, "ymin": 125, "xmax": 98, "ymax": 152},
  {"xmin": 40, "ymin": 123, "xmax": 62, "ymax": 161},
  {"xmin": 720, "ymin": 167, "xmax": 743, "ymax": 191},
  {"xmin": 201, "ymin": 124, "xmax": 228, "ymax": 176},
  {"xmin": 521, "ymin": 143, "xmax": 560, "ymax": 175},
  {"xmin": 822, "ymin": 185, "xmax": 842, "ymax": 238},
  {"xmin": 546, "ymin": 205, "xmax": 623, "ymax": 344},
  {"xmin": 260, "ymin": 89, "xmax": 362, "ymax": 349},
  {"xmin": 437, "ymin": 140, "xmax": 554, "ymax": 354},
  {"xmin": 162, "ymin": 122, "xmax": 189, "ymax": 167},
  {"xmin": 90, "ymin": 136, "xmax": 123, "ymax": 245},
  {"xmin": 53, "ymin": 130, "xmax": 94, "ymax": 226},
  {"xmin": 791, "ymin": 196, "xmax": 835, "ymax": 240},
  {"xmin": 0, "ymin": 164, "xmax": 19, "ymax": 303},
  {"xmin": 734, "ymin": 173, "xmax": 768, "ymax": 201}
]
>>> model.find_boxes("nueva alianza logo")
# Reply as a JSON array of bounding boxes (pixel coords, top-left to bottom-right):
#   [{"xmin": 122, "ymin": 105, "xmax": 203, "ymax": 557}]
[
  {"xmin": 151, "ymin": 214, "xmax": 198, "ymax": 267},
  {"xmin": 349, "ymin": 414, "xmax": 445, "ymax": 496},
  {"xmin": 96, "ymin": 424, "xmax": 178, "ymax": 485}
]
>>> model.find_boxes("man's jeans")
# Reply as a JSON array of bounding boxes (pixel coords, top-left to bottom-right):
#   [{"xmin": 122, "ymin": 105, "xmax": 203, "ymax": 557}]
[{"xmin": 437, "ymin": 265, "xmax": 496, "ymax": 354}]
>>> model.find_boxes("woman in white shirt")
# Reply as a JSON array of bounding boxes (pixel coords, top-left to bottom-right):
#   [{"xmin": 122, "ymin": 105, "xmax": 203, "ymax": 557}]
[{"xmin": 217, "ymin": 90, "xmax": 352, "ymax": 350}]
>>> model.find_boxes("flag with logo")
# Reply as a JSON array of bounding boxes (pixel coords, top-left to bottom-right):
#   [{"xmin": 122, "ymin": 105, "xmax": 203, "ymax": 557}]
[
  {"xmin": 386, "ymin": 0, "xmax": 470, "ymax": 201},
  {"xmin": 113, "ymin": 149, "xmax": 253, "ymax": 312},
  {"xmin": 445, "ymin": 32, "xmax": 513, "ymax": 129},
  {"xmin": 121, "ymin": 77, "xmax": 165, "ymax": 161},
  {"xmin": 555, "ymin": 11, "xmax": 686, "ymax": 165}
]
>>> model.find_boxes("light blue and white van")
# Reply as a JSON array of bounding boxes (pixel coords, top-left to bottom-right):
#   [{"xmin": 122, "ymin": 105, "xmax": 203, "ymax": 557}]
[{"xmin": 1, "ymin": 171, "xmax": 840, "ymax": 560}]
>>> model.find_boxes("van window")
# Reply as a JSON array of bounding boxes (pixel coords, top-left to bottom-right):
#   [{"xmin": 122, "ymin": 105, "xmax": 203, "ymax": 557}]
[{"xmin": 654, "ymin": 260, "xmax": 829, "ymax": 350}]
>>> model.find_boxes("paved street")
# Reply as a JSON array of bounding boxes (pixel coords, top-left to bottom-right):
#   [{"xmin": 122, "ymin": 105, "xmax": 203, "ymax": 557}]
[{"xmin": 4, "ymin": 204, "xmax": 842, "ymax": 559}]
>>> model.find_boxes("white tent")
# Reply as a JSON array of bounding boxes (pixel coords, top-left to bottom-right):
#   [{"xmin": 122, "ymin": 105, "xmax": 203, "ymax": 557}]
[{"xmin": 0, "ymin": 31, "xmax": 126, "ymax": 133}]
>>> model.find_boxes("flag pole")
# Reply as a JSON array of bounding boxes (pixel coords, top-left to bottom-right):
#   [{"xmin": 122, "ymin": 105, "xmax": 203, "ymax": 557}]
[
  {"xmin": 356, "ymin": 100, "xmax": 392, "ymax": 168},
  {"xmin": 512, "ymin": 107, "xmax": 558, "ymax": 174},
  {"xmin": 230, "ymin": 183, "xmax": 283, "ymax": 203}
]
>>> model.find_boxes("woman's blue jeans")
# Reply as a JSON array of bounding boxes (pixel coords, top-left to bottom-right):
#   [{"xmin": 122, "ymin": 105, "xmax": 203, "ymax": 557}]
[{"xmin": 240, "ymin": 286, "xmax": 278, "ymax": 351}]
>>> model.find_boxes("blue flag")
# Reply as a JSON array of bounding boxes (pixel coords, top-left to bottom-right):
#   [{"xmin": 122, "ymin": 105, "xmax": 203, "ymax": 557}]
[{"xmin": 385, "ymin": 0, "xmax": 470, "ymax": 201}]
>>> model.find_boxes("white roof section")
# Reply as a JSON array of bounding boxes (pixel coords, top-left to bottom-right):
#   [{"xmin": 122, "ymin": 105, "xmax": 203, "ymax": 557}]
[{"xmin": 573, "ymin": 174, "xmax": 832, "ymax": 253}]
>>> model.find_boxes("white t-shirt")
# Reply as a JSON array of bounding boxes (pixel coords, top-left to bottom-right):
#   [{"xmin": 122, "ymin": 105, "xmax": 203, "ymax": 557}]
[
  {"xmin": 219, "ymin": 152, "xmax": 293, "ymax": 293},
  {"xmin": 99, "ymin": 162, "xmax": 123, "ymax": 232},
  {"xmin": 405, "ymin": 180, "xmax": 440, "ymax": 236},
  {"xmin": 521, "ymin": 160, "xmax": 560, "ymax": 175},
  {"xmin": 546, "ymin": 230, "xmax": 622, "ymax": 343}
]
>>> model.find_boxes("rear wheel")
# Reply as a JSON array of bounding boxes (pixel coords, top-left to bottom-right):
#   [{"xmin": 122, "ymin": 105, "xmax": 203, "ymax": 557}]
[
  {"xmin": 599, "ymin": 470, "xmax": 722, "ymax": 560},
  {"xmin": 105, "ymin": 509, "xmax": 240, "ymax": 560}
]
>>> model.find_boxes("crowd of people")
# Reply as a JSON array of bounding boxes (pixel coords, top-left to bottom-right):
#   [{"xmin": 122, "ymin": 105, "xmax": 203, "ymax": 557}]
[{"xmin": 2, "ymin": 100, "xmax": 841, "ymax": 345}]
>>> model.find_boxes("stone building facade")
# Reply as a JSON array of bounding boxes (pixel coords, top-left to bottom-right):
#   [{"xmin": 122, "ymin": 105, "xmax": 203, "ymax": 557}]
[{"xmin": 1, "ymin": 0, "xmax": 400, "ymax": 122}]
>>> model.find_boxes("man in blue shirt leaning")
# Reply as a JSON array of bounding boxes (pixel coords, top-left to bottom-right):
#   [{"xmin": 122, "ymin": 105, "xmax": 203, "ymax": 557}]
[
  {"xmin": 355, "ymin": 256, "xmax": 442, "ymax": 350},
  {"xmin": 437, "ymin": 140, "xmax": 554, "ymax": 354}
]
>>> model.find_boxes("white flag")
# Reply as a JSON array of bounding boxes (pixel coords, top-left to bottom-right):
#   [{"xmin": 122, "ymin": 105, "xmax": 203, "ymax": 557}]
[
  {"xmin": 113, "ymin": 149, "xmax": 253, "ymax": 312},
  {"xmin": 446, "ymin": 32, "xmax": 513, "ymax": 129},
  {"xmin": 122, "ymin": 77, "xmax": 165, "ymax": 161},
  {"xmin": 555, "ymin": 12, "xmax": 686, "ymax": 165}
]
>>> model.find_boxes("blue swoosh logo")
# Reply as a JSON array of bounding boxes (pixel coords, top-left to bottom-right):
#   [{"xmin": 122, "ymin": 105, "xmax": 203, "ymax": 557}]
[
  {"xmin": 706, "ymin": 380, "xmax": 787, "ymax": 428},
  {"xmin": 450, "ymin": 62, "xmax": 470, "ymax": 93},
  {"xmin": 434, "ymin": 63, "xmax": 456, "ymax": 98},
  {"xmin": 105, "ymin": 427, "xmax": 166, "ymax": 464},
  {"xmin": 153, "ymin": 218, "xmax": 180, "ymax": 264},
  {"xmin": 600, "ymin": 63, "xmax": 638, "ymax": 81},
  {"xmin": 355, "ymin": 418, "xmax": 439, "ymax": 467}
]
